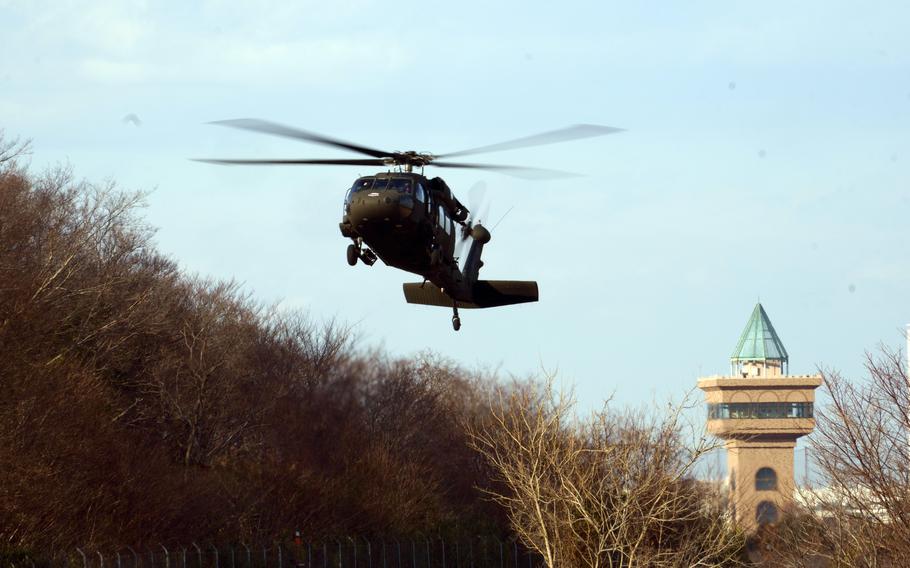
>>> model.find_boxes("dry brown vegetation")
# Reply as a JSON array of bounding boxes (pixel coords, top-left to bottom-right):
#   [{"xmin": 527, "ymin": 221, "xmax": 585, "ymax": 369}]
[
  {"xmin": 1, "ymin": 134, "xmax": 748, "ymax": 564},
  {"xmin": 0, "ymin": 141, "xmax": 500, "ymax": 549},
  {"xmin": 754, "ymin": 348, "xmax": 910, "ymax": 567},
  {"xmin": 469, "ymin": 379, "xmax": 745, "ymax": 567}
]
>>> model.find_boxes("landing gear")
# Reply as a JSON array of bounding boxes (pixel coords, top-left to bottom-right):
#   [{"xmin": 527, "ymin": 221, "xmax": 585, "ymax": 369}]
[
  {"xmin": 346, "ymin": 244, "xmax": 358, "ymax": 266},
  {"xmin": 452, "ymin": 303, "xmax": 461, "ymax": 331}
]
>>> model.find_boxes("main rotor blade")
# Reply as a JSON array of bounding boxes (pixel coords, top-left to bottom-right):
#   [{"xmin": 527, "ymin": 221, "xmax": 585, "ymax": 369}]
[
  {"xmin": 209, "ymin": 119, "xmax": 392, "ymax": 159},
  {"xmin": 432, "ymin": 161, "xmax": 578, "ymax": 180},
  {"xmin": 437, "ymin": 124, "xmax": 624, "ymax": 159},
  {"xmin": 193, "ymin": 158, "xmax": 388, "ymax": 166}
]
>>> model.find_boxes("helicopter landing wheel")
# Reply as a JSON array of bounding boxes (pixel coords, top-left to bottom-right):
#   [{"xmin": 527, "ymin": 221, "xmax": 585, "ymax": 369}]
[{"xmin": 346, "ymin": 243, "xmax": 358, "ymax": 266}]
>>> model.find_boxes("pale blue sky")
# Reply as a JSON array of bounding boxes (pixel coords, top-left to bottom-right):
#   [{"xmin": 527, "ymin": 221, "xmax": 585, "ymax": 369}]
[{"xmin": 2, "ymin": 0, "xmax": 908, "ymax": 409}]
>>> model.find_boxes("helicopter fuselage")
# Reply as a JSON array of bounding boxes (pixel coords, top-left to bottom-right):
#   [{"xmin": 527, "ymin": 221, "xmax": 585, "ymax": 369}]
[
  {"xmin": 338, "ymin": 172, "xmax": 473, "ymax": 299},
  {"xmin": 338, "ymin": 171, "xmax": 537, "ymax": 330}
]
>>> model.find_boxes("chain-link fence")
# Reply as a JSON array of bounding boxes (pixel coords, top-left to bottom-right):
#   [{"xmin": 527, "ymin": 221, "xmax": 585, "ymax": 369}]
[{"xmin": 7, "ymin": 537, "xmax": 543, "ymax": 568}]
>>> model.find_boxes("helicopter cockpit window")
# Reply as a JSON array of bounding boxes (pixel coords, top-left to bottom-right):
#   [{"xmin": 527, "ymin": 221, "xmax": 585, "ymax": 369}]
[
  {"xmin": 415, "ymin": 183, "xmax": 426, "ymax": 203},
  {"xmin": 389, "ymin": 178, "xmax": 412, "ymax": 193},
  {"xmin": 351, "ymin": 178, "xmax": 373, "ymax": 193},
  {"xmin": 371, "ymin": 178, "xmax": 390, "ymax": 191},
  {"xmin": 439, "ymin": 206, "xmax": 450, "ymax": 234}
]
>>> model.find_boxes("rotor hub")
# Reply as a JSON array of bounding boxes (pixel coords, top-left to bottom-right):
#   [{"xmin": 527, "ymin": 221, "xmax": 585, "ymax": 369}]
[{"xmin": 386, "ymin": 151, "xmax": 435, "ymax": 168}]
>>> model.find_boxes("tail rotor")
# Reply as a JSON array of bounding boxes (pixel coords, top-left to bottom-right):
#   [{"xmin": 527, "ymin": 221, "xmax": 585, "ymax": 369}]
[{"xmin": 457, "ymin": 181, "xmax": 491, "ymax": 261}]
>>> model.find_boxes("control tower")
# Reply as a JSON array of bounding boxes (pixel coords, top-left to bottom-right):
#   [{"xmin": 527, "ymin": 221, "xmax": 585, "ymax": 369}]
[{"xmin": 697, "ymin": 303, "xmax": 821, "ymax": 531}]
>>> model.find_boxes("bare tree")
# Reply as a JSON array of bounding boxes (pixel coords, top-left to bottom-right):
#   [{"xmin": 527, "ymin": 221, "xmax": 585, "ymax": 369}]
[
  {"xmin": 757, "ymin": 346, "xmax": 910, "ymax": 567},
  {"xmin": 469, "ymin": 376, "xmax": 744, "ymax": 568},
  {"xmin": 0, "ymin": 130, "xmax": 30, "ymax": 167}
]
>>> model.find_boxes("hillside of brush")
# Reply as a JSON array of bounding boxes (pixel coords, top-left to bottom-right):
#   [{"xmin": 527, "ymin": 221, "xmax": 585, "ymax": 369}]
[{"xmin": 0, "ymin": 138, "xmax": 506, "ymax": 549}]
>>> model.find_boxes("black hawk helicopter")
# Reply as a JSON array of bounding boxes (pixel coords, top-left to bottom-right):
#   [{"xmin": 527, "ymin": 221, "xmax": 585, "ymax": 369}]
[{"xmin": 196, "ymin": 120, "xmax": 622, "ymax": 330}]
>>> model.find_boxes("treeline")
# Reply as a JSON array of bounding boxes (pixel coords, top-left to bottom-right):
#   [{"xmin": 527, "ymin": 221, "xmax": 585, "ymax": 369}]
[{"xmin": 0, "ymin": 136, "xmax": 502, "ymax": 548}]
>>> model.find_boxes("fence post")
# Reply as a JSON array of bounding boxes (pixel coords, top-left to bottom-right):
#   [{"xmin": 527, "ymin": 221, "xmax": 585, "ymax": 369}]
[
  {"xmin": 229, "ymin": 545, "xmax": 235, "ymax": 568},
  {"xmin": 115, "ymin": 551, "xmax": 122, "ymax": 568},
  {"xmin": 182, "ymin": 548, "xmax": 188, "ymax": 568},
  {"xmin": 127, "ymin": 546, "xmax": 139, "ymax": 568},
  {"xmin": 440, "ymin": 538, "xmax": 446, "ymax": 568},
  {"xmin": 393, "ymin": 539, "xmax": 401, "ymax": 568},
  {"xmin": 424, "ymin": 539, "xmax": 429, "ymax": 568},
  {"xmin": 161, "ymin": 544, "xmax": 171, "ymax": 568},
  {"xmin": 324, "ymin": 541, "xmax": 329, "ymax": 568},
  {"xmin": 348, "ymin": 536, "xmax": 356, "ymax": 568},
  {"xmin": 76, "ymin": 548, "xmax": 87, "ymax": 568},
  {"xmin": 277, "ymin": 543, "xmax": 283, "ymax": 568},
  {"xmin": 191, "ymin": 543, "xmax": 202, "ymax": 568},
  {"xmin": 363, "ymin": 537, "xmax": 371, "ymax": 568},
  {"xmin": 410, "ymin": 540, "xmax": 416, "ymax": 568},
  {"xmin": 211, "ymin": 544, "xmax": 220, "ymax": 568},
  {"xmin": 307, "ymin": 542, "xmax": 312, "ymax": 568}
]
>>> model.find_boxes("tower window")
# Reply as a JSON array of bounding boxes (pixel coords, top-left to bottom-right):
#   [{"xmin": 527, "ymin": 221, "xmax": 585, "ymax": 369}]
[
  {"xmin": 755, "ymin": 467, "xmax": 777, "ymax": 491},
  {"xmin": 707, "ymin": 402, "xmax": 813, "ymax": 419},
  {"xmin": 756, "ymin": 501, "xmax": 779, "ymax": 525}
]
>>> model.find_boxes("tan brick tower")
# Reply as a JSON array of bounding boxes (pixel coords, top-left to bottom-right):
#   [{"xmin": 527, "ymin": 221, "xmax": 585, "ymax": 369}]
[{"xmin": 697, "ymin": 303, "xmax": 821, "ymax": 531}]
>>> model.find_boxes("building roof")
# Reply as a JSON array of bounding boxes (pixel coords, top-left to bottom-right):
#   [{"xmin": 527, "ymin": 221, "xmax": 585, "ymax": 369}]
[{"xmin": 731, "ymin": 303, "xmax": 789, "ymax": 362}]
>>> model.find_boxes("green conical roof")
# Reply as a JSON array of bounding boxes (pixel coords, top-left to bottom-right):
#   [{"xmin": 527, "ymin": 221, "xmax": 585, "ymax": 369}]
[{"xmin": 731, "ymin": 303, "xmax": 789, "ymax": 362}]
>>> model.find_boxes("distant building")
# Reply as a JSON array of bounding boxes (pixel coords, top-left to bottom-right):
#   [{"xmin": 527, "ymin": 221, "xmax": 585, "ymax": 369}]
[{"xmin": 697, "ymin": 303, "xmax": 822, "ymax": 532}]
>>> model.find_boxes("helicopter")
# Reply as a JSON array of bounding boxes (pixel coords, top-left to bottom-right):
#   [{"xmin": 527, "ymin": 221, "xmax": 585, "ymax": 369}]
[{"xmin": 196, "ymin": 119, "xmax": 623, "ymax": 330}]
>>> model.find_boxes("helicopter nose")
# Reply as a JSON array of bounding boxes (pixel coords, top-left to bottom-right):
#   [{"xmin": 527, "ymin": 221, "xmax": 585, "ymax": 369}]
[{"xmin": 350, "ymin": 192, "xmax": 400, "ymax": 222}]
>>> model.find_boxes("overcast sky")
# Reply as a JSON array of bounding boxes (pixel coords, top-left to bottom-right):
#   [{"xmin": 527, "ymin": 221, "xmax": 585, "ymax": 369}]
[{"xmin": 2, "ymin": 0, "xmax": 908, "ymax": 411}]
